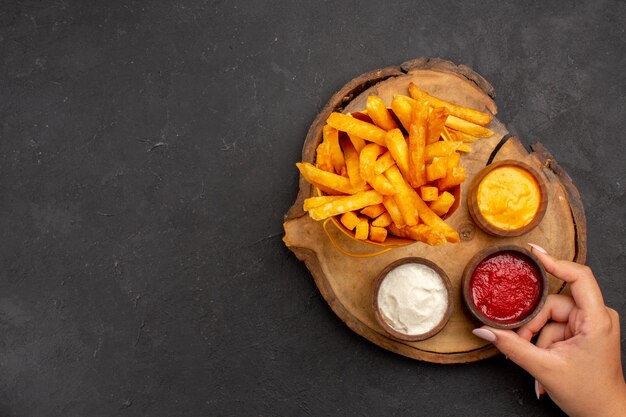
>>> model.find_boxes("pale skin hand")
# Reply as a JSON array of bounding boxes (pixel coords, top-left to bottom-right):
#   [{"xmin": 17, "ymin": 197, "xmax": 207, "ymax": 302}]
[{"xmin": 476, "ymin": 247, "xmax": 626, "ymax": 417}]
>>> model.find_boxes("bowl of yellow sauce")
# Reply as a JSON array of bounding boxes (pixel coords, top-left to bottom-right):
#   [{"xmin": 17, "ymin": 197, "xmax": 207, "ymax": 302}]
[{"xmin": 468, "ymin": 160, "xmax": 548, "ymax": 237}]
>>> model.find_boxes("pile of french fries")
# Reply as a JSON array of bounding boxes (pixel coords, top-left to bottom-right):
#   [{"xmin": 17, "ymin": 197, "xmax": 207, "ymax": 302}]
[{"xmin": 297, "ymin": 82, "xmax": 493, "ymax": 246}]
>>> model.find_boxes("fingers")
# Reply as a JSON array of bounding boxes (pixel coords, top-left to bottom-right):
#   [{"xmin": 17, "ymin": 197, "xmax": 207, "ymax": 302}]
[
  {"xmin": 535, "ymin": 322, "xmax": 567, "ymax": 348},
  {"xmin": 529, "ymin": 246, "xmax": 605, "ymax": 314},
  {"xmin": 533, "ymin": 323, "xmax": 567, "ymax": 398},
  {"xmin": 517, "ymin": 294, "xmax": 575, "ymax": 341},
  {"xmin": 478, "ymin": 327, "xmax": 554, "ymax": 378}
]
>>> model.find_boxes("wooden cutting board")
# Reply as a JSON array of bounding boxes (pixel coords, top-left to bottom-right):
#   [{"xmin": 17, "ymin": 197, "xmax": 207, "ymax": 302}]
[{"xmin": 283, "ymin": 58, "xmax": 586, "ymax": 364}]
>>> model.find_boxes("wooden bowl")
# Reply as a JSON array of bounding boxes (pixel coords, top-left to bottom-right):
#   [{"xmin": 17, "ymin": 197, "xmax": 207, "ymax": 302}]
[
  {"xmin": 462, "ymin": 245, "xmax": 548, "ymax": 329},
  {"xmin": 467, "ymin": 160, "xmax": 548, "ymax": 237},
  {"xmin": 372, "ymin": 257, "xmax": 454, "ymax": 341}
]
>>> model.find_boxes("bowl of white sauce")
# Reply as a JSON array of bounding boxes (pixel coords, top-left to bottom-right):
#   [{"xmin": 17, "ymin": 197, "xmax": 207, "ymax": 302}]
[{"xmin": 372, "ymin": 257, "xmax": 454, "ymax": 341}]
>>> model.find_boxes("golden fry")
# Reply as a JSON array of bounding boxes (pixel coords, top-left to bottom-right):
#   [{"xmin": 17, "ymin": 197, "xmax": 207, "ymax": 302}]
[
  {"xmin": 382, "ymin": 195, "xmax": 406, "ymax": 228},
  {"xmin": 366, "ymin": 96, "xmax": 398, "ymax": 131},
  {"xmin": 359, "ymin": 143, "xmax": 384, "ymax": 178},
  {"xmin": 315, "ymin": 140, "xmax": 333, "ymax": 172},
  {"xmin": 384, "ymin": 165, "xmax": 418, "ymax": 226},
  {"xmin": 326, "ymin": 112, "xmax": 387, "ymax": 145},
  {"xmin": 347, "ymin": 133, "xmax": 366, "ymax": 152},
  {"xmin": 426, "ymin": 157, "xmax": 448, "ymax": 181},
  {"xmin": 296, "ymin": 162, "xmax": 356, "ymax": 194},
  {"xmin": 445, "ymin": 115, "xmax": 493, "ymax": 138},
  {"xmin": 420, "ymin": 186, "xmax": 439, "ymax": 202},
  {"xmin": 369, "ymin": 226, "xmax": 388, "ymax": 243},
  {"xmin": 457, "ymin": 143, "xmax": 472, "ymax": 153},
  {"xmin": 425, "ymin": 141, "xmax": 463, "ymax": 162},
  {"xmin": 440, "ymin": 126, "xmax": 452, "ymax": 142},
  {"xmin": 384, "ymin": 129, "xmax": 410, "ymax": 179},
  {"xmin": 371, "ymin": 212, "xmax": 392, "ymax": 228},
  {"xmin": 360, "ymin": 203, "xmax": 386, "ymax": 218},
  {"xmin": 426, "ymin": 107, "xmax": 449, "ymax": 145},
  {"xmin": 408, "ymin": 82, "xmax": 493, "ymax": 126},
  {"xmin": 369, "ymin": 174, "xmax": 395, "ymax": 196},
  {"xmin": 410, "ymin": 191, "xmax": 460, "ymax": 243},
  {"xmin": 340, "ymin": 211, "xmax": 361, "ymax": 231},
  {"xmin": 360, "ymin": 143, "xmax": 395, "ymax": 195},
  {"xmin": 340, "ymin": 137, "xmax": 366, "ymax": 190},
  {"xmin": 437, "ymin": 166, "xmax": 466, "ymax": 190},
  {"xmin": 374, "ymin": 151, "xmax": 396, "ymax": 175},
  {"xmin": 303, "ymin": 196, "xmax": 343, "ymax": 211},
  {"xmin": 307, "ymin": 190, "xmax": 383, "ymax": 221},
  {"xmin": 394, "ymin": 192, "xmax": 419, "ymax": 226},
  {"xmin": 390, "ymin": 95, "xmax": 413, "ymax": 131},
  {"xmin": 383, "ymin": 165, "xmax": 408, "ymax": 193},
  {"xmin": 323, "ymin": 125, "xmax": 345, "ymax": 174},
  {"xmin": 408, "ymin": 100, "xmax": 429, "ymax": 188},
  {"xmin": 447, "ymin": 127, "xmax": 478, "ymax": 143},
  {"xmin": 388, "ymin": 224, "xmax": 447, "ymax": 246},
  {"xmin": 354, "ymin": 218, "xmax": 369, "ymax": 240},
  {"xmin": 447, "ymin": 151, "xmax": 461, "ymax": 169},
  {"xmin": 429, "ymin": 191, "xmax": 455, "ymax": 217}
]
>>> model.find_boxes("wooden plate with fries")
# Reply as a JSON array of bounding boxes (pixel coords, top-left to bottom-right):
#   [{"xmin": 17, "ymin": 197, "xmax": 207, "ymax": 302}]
[{"xmin": 283, "ymin": 58, "xmax": 586, "ymax": 363}]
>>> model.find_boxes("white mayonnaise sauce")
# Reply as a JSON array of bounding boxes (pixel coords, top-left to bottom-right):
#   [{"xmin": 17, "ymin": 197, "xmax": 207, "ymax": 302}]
[{"xmin": 377, "ymin": 263, "xmax": 448, "ymax": 335}]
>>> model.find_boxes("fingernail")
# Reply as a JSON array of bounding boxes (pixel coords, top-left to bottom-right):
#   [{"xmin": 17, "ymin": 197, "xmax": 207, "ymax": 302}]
[
  {"xmin": 528, "ymin": 243, "xmax": 547, "ymax": 254},
  {"xmin": 534, "ymin": 379, "xmax": 541, "ymax": 400},
  {"xmin": 472, "ymin": 328, "xmax": 496, "ymax": 343}
]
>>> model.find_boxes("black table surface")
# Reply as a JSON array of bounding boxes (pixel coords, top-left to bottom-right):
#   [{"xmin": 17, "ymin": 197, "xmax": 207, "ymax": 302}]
[{"xmin": 2, "ymin": 1, "xmax": 625, "ymax": 416}]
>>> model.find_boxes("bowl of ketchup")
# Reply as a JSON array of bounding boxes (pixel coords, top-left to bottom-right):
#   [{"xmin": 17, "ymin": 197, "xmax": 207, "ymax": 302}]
[{"xmin": 462, "ymin": 246, "xmax": 548, "ymax": 329}]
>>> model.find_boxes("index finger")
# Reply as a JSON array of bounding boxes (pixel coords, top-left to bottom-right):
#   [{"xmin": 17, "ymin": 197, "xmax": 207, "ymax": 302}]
[{"xmin": 530, "ymin": 246, "xmax": 605, "ymax": 313}]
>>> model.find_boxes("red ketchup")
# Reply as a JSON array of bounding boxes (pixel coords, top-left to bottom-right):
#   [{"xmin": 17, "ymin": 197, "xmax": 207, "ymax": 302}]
[{"xmin": 469, "ymin": 251, "xmax": 542, "ymax": 324}]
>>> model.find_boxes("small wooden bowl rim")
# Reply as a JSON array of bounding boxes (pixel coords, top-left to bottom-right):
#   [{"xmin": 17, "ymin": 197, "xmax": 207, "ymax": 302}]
[
  {"xmin": 468, "ymin": 160, "xmax": 548, "ymax": 237},
  {"xmin": 461, "ymin": 245, "xmax": 548, "ymax": 329},
  {"xmin": 372, "ymin": 257, "xmax": 454, "ymax": 341}
]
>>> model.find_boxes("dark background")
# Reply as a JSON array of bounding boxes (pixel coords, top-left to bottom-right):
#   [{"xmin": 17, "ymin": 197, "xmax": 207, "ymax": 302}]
[{"xmin": 1, "ymin": 0, "xmax": 625, "ymax": 416}]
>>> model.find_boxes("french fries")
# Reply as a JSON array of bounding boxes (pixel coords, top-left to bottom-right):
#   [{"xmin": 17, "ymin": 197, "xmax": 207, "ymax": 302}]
[
  {"xmin": 297, "ymin": 85, "xmax": 492, "ymax": 246},
  {"xmin": 399, "ymin": 94, "xmax": 494, "ymax": 138},
  {"xmin": 361, "ymin": 203, "xmax": 386, "ymax": 219},
  {"xmin": 426, "ymin": 107, "xmax": 449, "ymax": 145},
  {"xmin": 326, "ymin": 112, "xmax": 387, "ymax": 146},
  {"xmin": 430, "ymin": 191, "xmax": 455, "ymax": 217},
  {"xmin": 340, "ymin": 211, "xmax": 361, "ymax": 231},
  {"xmin": 408, "ymin": 100, "xmax": 429, "ymax": 188},
  {"xmin": 371, "ymin": 212, "xmax": 392, "ymax": 227},
  {"xmin": 308, "ymin": 190, "xmax": 383, "ymax": 221},
  {"xmin": 296, "ymin": 162, "xmax": 358, "ymax": 195},
  {"xmin": 390, "ymin": 95, "xmax": 413, "ymax": 132},
  {"xmin": 340, "ymin": 137, "xmax": 366, "ymax": 190},
  {"xmin": 374, "ymin": 151, "xmax": 396, "ymax": 175},
  {"xmin": 367, "ymin": 96, "xmax": 398, "ymax": 131},
  {"xmin": 323, "ymin": 125, "xmax": 345, "ymax": 175},
  {"xmin": 420, "ymin": 186, "xmax": 439, "ymax": 202},
  {"xmin": 369, "ymin": 226, "xmax": 388, "ymax": 243},
  {"xmin": 384, "ymin": 165, "xmax": 419, "ymax": 226},
  {"xmin": 445, "ymin": 115, "xmax": 493, "ymax": 138},
  {"xmin": 303, "ymin": 195, "xmax": 343, "ymax": 211},
  {"xmin": 408, "ymin": 82, "xmax": 493, "ymax": 126},
  {"xmin": 384, "ymin": 129, "xmax": 410, "ymax": 179},
  {"xmin": 388, "ymin": 224, "xmax": 447, "ymax": 246},
  {"xmin": 359, "ymin": 143, "xmax": 395, "ymax": 196}
]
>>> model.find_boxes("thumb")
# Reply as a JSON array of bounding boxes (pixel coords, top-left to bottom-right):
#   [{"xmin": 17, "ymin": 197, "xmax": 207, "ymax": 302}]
[{"xmin": 475, "ymin": 326, "xmax": 553, "ymax": 377}]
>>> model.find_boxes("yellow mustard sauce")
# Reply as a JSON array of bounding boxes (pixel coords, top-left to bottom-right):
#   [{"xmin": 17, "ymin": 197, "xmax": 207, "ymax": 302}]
[{"xmin": 476, "ymin": 166, "xmax": 541, "ymax": 230}]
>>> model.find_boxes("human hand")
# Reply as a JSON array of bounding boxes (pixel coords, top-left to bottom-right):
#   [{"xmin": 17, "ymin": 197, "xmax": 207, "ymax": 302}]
[{"xmin": 472, "ymin": 244, "xmax": 626, "ymax": 417}]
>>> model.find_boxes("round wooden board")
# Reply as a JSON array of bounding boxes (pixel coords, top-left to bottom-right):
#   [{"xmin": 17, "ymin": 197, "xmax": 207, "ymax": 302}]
[{"xmin": 283, "ymin": 58, "xmax": 587, "ymax": 364}]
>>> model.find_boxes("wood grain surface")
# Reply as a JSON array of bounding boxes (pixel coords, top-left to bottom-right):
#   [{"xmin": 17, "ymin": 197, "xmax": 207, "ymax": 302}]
[{"xmin": 283, "ymin": 59, "xmax": 586, "ymax": 364}]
